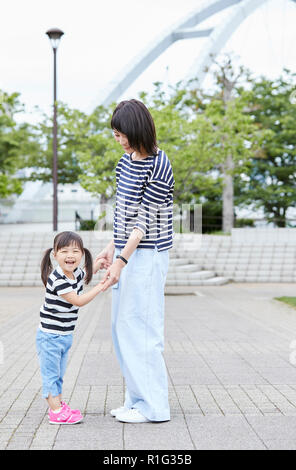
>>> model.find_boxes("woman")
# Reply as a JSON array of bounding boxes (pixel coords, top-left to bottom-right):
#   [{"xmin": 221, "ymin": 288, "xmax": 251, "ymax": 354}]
[{"xmin": 96, "ymin": 99, "xmax": 174, "ymax": 423}]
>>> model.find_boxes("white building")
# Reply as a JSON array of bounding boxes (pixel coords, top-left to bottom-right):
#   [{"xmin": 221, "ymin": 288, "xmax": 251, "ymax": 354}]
[{"xmin": 0, "ymin": 180, "xmax": 101, "ymax": 225}]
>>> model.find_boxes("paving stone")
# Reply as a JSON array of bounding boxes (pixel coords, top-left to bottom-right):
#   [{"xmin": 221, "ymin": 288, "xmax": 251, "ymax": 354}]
[
  {"xmin": 264, "ymin": 439, "xmax": 296, "ymax": 450},
  {"xmin": 1, "ymin": 283, "xmax": 296, "ymax": 449},
  {"xmin": 124, "ymin": 415, "xmax": 195, "ymax": 450},
  {"xmin": 53, "ymin": 415, "xmax": 124, "ymax": 450},
  {"xmin": 186, "ymin": 415, "xmax": 266, "ymax": 450}
]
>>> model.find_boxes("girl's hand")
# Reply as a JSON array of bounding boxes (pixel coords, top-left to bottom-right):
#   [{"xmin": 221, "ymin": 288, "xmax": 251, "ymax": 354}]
[{"xmin": 100, "ymin": 259, "xmax": 124, "ymax": 292}]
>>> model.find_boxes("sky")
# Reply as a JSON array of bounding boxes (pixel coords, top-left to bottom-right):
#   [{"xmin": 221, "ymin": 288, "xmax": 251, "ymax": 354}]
[{"xmin": 1, "ymin": 0, "xmax": 296, "ymax": 123}]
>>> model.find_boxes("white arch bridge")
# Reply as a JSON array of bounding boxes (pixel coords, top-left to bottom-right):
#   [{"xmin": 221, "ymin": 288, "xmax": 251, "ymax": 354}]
[{"xmin": 98, "ymin": 0, "xmax": 296, "ymax": 106}]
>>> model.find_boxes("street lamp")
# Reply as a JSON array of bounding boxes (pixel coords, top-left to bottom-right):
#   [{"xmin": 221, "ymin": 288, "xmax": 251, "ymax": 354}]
[{"xmin": 46, "ymin": 27, "xmax": 64, "ymax": 232}]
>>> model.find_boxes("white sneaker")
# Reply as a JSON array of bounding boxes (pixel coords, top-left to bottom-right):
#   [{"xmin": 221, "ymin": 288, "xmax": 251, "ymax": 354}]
[
  {"xmin": 110, "ymin": 406, "xmax": 128, "ymax": 417},
  {"xmin": 115, "ymin": 408, "xmax": 150, "ymax": 423}
]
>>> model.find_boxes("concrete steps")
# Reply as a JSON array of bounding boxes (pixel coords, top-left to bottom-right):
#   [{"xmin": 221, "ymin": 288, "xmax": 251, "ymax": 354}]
[
  {"xmin": 166, "ymin": 276, "xmax": 229, "ymax": 286},
  {"xmin": 1, "ymin": 229, "xmax": 295, "ymax": 285},
  {"xmin": 167, "ymin": 270, "xmax": 216, "ymax": 281},
  {"xmin": 0, "ymin": 231, "xmax": 229, "ymax": 287}
]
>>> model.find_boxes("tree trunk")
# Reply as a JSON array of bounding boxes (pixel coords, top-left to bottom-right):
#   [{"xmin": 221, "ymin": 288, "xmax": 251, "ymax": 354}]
[
  {"xmin": 97, "ymin": 193, "xmax": 108, "ymax": 232},
  {"xmin": 222, "ymin": 153, "xmax": 234, "ymax": 233}
]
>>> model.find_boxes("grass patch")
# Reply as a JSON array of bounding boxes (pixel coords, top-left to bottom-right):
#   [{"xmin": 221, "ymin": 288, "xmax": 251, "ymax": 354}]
[
  {"xmin": 206, "ymin": 231, "xmax": 231, "ymax": 236},
  {"xmin": 275, "ymin": 297, "xmax": 296, "ymax": 309}
]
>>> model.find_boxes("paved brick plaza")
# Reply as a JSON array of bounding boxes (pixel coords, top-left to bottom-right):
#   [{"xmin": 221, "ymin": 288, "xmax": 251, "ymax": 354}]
[{"xmin": 1, "ymin": 283, "xmax": 296, "ymax": 450}]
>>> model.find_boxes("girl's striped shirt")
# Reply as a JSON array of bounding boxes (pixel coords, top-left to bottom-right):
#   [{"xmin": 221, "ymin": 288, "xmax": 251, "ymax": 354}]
[
  {"xmin": 39, "ymin": 265, "xmax": 84, "ymax": 335},
  {"xmin": 114, "ymin": 149, "xmax": 175, "ymax": 251}
]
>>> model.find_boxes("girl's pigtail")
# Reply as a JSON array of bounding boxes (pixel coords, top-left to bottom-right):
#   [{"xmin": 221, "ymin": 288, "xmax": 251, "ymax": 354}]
[
  {"xmin": 41, "ymin": 248, "xmax": 53, "ymax": 287},
  {"xmin": 83, "ymin": 248, "xmax": 93, "ymax": 285}
]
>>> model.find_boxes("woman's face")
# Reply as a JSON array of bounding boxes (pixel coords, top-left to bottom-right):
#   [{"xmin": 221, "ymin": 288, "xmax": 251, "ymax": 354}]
[{"xmin": 113, "ymin": 129, "xmax": 133, "ymax": 154}]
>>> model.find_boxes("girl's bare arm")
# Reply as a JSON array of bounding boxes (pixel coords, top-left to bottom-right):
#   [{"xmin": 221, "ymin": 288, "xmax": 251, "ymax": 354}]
[{"xmin": 61, "ymin": 283, "xmax": 103, "ymax": 307}]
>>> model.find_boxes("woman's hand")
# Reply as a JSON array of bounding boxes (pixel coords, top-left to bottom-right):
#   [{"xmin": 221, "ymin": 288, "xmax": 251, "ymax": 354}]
[
  {"xmin": 94, "ymin": 241, "xmax": 115, "ymax": 273},
  {"xmin": 93, "ymin": 258, "xmax": 104, "ymax": 274},
  {"xmin": 100, "ymin": 259, "xmax": 125, "ymax": 291},
  {"xmin": 98, "ymin": 229, "xmax": 143, "ymax": 288}
]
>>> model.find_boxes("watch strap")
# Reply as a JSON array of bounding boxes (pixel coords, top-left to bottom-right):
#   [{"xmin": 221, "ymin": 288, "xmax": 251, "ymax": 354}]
[{"xmin": 116, "ymin": 254, "xmax": 128, "ymax": 265}]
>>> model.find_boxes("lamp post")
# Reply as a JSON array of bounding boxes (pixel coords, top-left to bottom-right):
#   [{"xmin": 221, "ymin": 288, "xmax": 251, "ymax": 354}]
[{"xmin": 46, "ymin": 27, "xmax": 64, "ymax": 232}]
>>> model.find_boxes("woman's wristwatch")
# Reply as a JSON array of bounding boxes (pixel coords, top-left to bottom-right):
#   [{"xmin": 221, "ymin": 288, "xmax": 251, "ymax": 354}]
[{"xmin": 116, "ymin": 255, "xmax": 128, "ymax": 265}]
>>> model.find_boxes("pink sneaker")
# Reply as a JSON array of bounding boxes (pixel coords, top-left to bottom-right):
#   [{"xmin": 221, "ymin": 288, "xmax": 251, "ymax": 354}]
[
  {"xmin": 48, "ymin": 403, "xmax": 83, "ymax": 425},
  {"xmin": 48, "ymin": 402, "xmax": 81, "ymax": 415},
  {"xmin": 61, "ymin": 401, "xmax": 82, "ymax": 416}
]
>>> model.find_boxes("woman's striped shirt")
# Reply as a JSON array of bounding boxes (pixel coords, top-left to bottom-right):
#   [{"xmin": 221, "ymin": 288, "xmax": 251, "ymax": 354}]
[
  {"xmin": 113, "ymin": 149, "xmax": 175, "ymax": 251},
  {"xmin": 39, "ymin": 265, "xmax": 84, "ymax": 335}
]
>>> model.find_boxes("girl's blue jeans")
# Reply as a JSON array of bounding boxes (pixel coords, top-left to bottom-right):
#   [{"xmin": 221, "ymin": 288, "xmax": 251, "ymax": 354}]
[
  {"xmin": 36, "ymin": 329, "xmax": 73, "ymax": 399},
  {"xmin": 112, "ymin": 246, "xmax": 170, "ymax": 421}
]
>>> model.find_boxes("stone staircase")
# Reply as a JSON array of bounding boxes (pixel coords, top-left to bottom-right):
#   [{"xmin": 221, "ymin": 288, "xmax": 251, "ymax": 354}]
[
  {"xmin": 0, "ymin": 231, "xmax": 229, "ymax": 287},
  {"xmin": 166, "ymin": 235, "xmax": 229, "ymax": 286},
  {"xmin": 171, "ymin": 230, "xmax": 296, "ymax": 283},
  {"xmin": 0, "ymin": 229, "xmax": 295, "ymax": 287}
]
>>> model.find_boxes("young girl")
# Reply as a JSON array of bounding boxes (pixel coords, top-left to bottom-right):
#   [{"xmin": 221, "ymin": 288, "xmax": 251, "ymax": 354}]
[
  {"xmin": 37, "ymin": 231, "xmax": 105, "ymax": 425},
  {"xmin": 96, "ymin": 99, "xmax": 175, "ymax": 423}
]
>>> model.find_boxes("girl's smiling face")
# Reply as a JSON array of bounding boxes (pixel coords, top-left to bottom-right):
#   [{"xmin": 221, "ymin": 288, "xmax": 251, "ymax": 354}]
[
  {"xmin": 54, "ymin": 243, "xmax": 83, "ymax": 277},
  {"xmin": 113, "ymin": 129, "xmax": 133, "ymax": 154}
]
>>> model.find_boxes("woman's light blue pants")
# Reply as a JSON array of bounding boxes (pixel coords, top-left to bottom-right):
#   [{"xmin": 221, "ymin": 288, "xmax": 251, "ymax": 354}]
[{"xmin": 112, "ymin": 246, "xmax": 170, "ymax": 421}]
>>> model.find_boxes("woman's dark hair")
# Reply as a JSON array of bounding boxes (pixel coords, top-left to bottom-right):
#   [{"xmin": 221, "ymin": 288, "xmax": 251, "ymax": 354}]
[
  {"xmin": 41, "ymin": 231, "xmax": 93, "ymax": 287},
  {"xmin": 111, "ymin": 99, "xmax": 158, "ymax": 155}
]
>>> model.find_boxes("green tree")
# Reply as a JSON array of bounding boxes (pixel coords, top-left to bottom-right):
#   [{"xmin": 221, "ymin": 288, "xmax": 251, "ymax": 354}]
[
  {"xmin": 26, "ymin": 101, "xmax": 129, "ymax": 210},
  {"xmin": 185, "ymin": 56, "xmax": 271, "ymax": 232},
  {"xmin": 139, "ymin": 77, "xmax": 267, "ymax": 233},
  {"xmin": 25, "ymin": 102, "xmax": 89, "ymax": 184},
  {"xmin": 141, "ymin": 83, "xmax": 217, "ymax": 206},
  {"xmin": 76, "ymin": 104, "xmax": 120, "ymax": 204},
  {"xmin": 238, "ymin": 70, "xmax": 296, "ymax": 227},
  {"xmin": 0, "ymin": 91, "xmax": 35, "ymax": 197}
]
